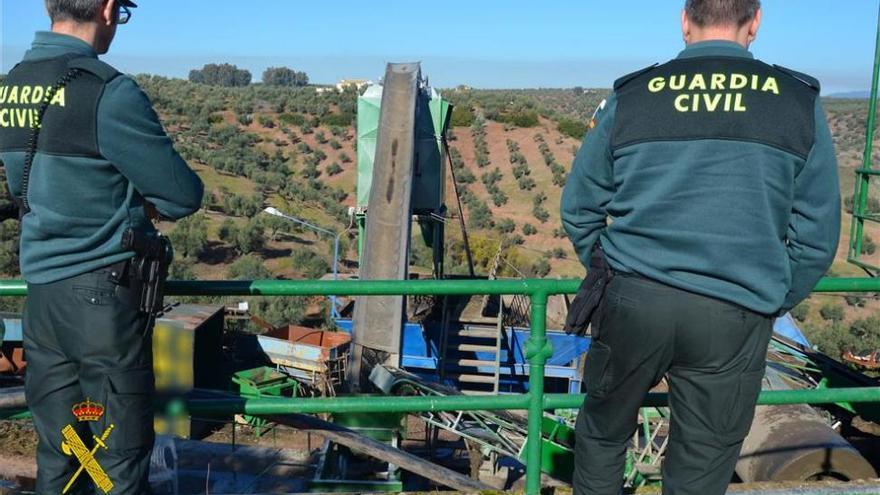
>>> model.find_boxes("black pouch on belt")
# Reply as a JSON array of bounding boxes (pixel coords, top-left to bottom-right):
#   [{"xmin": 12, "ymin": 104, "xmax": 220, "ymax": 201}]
[
  {"xmin": 105, "ymin": 258, "xmax": 147, "ymax": 308},
  {"xmin": 564, "ymin": 244, "xmax": 614, "ymax": 336},
  {"xmin": 121, "ymin": 228, "xmax": 173, "ymax": 316}
]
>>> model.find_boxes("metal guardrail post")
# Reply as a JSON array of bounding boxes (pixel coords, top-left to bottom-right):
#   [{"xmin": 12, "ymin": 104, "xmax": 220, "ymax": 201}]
[{"xmin": 525, "ymin": 290, "xmax": 552, "ymax": 495}]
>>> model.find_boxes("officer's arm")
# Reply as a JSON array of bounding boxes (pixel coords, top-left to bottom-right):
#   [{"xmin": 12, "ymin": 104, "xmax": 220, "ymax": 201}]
[
  {"xmin": 97, "ymin": 76, "xmax": 204, "ymax": 220},
  {"xmin": 561, "ymin": 96, "xmax": 616, "ymax": 267},
  {"xmin": 782, "ymin": 99, "xmax": 841, "ymax": 312}
]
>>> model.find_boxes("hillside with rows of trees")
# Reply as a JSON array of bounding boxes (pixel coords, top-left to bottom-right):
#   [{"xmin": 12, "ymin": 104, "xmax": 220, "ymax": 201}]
[{"xmin": 0, "ymin": 65, "xmax": 878, "ymax": 365}]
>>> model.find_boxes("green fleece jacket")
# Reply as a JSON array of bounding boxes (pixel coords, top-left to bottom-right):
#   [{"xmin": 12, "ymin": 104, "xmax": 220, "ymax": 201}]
[
  {"xmin": 0, "ymin": 32, "xmax": 203, "ymax": 284},
  {"xmin": 561, "ymin": 41, "xmax": 840, "ymax": 315}
]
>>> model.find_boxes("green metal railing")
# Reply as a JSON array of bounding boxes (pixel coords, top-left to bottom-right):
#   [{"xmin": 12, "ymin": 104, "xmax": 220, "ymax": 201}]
[{"xmin": 2, "ymin": 277, "xmax": 880, "ymax": 494}]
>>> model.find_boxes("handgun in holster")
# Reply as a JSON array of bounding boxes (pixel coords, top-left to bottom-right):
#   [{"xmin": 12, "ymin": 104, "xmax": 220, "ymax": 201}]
[
  {"xmin": 564, "ymin": 244, "xmax": 614, "ymax": 337},
  {"xmin": 121, "ymin": 228, "xmax": 173, "ymax": 316}
]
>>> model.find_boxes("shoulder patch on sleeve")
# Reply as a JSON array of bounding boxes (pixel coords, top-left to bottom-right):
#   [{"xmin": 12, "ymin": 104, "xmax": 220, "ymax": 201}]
[
  {"xmin": 592, "ymin": 99, "xmax": 607, "ymax": 118},
  {"xmin": 67, "ymin": 57, "xmax": 121, "ymax": 83},
  {"xmin": 773, "ymin": 64, "xmax": 820, "ymax": 92},
  {"xmin": 613, "ymin": 63, "xmax": 659, "ymax": 91},
  {"xmin": 587, "ymin": 99, "xmax": 607, "ymax": 131}
]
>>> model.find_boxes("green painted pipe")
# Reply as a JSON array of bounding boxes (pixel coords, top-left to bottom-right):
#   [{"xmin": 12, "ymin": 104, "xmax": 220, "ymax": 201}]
[
  {"xmin": 165, "ymin": 278, "xmax": 580, "ymax": 296},
  {"xmin": 185, "ymin": 393, "xmax": 531, "ymax": 416},
  {"xmin": 2, "ymin": 277, "xmax": 880, "ymax": 298},
  {"xmin": 172, "ymin": 387, "xmax": 880, "ymax": 417},
  {"xmin": 0, "ymin": 410, "xmax": 30, "ymax": 420},
  {"xmin": 544, "ymin": 387, "xmax": 880, "ymax": 410},
  {"xmin": 525, "ymin": 292, "xmax": 551, "ymax": 495},
  {"xmin": 0, "ymin": 278, "xmax": 581, "ymax": 297},
  {"xmin": 813, "ymin": 277, "xmax": 880, "ymax": 293}
]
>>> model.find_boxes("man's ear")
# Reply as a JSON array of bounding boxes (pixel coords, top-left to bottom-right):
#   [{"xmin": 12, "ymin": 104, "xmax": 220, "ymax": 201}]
[
  {"xmin": 101, "ymin": 0, "xmax": 117, "ymax": 26},
  {"xmin": 681, "ymin": 10, "xmax": 691, "ymax": 44},
  {"xmin": 748, "ymin": 8, "xmax": 762, "ymax": 42}
]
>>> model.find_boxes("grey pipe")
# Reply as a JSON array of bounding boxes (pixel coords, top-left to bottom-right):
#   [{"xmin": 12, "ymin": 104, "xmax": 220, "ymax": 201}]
[{"xmin": 0, "ymin": 386, "xmax": 26, "ymax": 410}]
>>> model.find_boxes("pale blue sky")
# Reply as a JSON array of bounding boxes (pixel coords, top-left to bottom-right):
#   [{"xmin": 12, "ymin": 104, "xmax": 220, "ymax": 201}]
[{"xmin": 1, "ymin": 0, "xmax": 877, "ymax": 93}]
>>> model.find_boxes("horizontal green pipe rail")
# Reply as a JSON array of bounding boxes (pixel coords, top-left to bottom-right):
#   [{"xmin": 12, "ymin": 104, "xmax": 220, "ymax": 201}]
[
  {"xmin": 0, "ymin": 278, "xmax": 576, "ymax": 297},
  {"xmin": 1, "ymin": 276, "xmax": 879, "ymax": 297},
  {"xmin": 813, "ymin": 277, "xmax": 880, "ymax": 292},
  {"xmin": 187, "ymin": 394, "xmax": 531, "ymax": 416},
  {"xmin": 544, "ymin": 387, "xmax": 880, "ymax": 410},
  {"xmin": 181, "ymin": 387, "xmax": 880, "ymax": 417}
]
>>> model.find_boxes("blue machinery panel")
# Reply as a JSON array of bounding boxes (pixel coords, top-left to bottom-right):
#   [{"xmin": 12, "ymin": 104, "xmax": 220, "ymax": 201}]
[
  {"xmin": 336, "ymin": 319, "xmax": 589, "ymax": 394},
  {"xmin": 336, "ymin": 315, "xmax": 808, "ymax": 396}
]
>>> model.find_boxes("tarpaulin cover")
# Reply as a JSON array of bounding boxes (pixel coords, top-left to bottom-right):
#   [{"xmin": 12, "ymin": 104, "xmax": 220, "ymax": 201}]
[
  {"xmin": 357, "ymin": 85, "xmax": 451, "ymax": 211},
  {"xmin": 356, "ymin": 85, "xmax": 382, "ymax": 208}
]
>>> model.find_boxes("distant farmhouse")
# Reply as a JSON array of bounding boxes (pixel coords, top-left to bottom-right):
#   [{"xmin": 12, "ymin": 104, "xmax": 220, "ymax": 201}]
[
  {"xmin": 337, "ymin": 79, "xmax": 372, "ymax": 91},
  {"xmin": 316, "ymin": 79, "xmax": 374, "ymax": 94}
]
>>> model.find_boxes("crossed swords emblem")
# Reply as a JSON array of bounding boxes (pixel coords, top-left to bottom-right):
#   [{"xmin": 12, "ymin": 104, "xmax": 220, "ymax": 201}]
[{"xmin": 61, "ymin": 423, "xmax": 115, "ymax": 494}]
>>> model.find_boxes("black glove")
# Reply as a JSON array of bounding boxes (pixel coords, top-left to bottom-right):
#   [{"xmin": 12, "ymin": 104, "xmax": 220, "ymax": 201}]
[{"xmin": 564, "ymin": 245, "xmax": 613, "ymax": 336}]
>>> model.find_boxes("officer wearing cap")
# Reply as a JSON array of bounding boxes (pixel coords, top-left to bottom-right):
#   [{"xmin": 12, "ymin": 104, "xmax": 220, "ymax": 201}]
[
  {"xmin": 561, "ymin": 1, "xmax": 840, "ymax": 494},
  {"xmin": 0, "ymin": 1, "xmax": 203, "ymax": 492}
]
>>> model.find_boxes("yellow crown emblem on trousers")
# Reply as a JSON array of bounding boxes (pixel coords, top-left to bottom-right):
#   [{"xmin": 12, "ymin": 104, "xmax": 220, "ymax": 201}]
[{"xmin": 71, "ymin": 398, "xmax": 104, "ymax": 422}]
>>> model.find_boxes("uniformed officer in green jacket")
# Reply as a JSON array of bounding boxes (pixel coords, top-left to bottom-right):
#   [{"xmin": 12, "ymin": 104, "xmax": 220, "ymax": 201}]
[
  {"xmin": 561, "ymin": 1, "xmax": 840, "ymax": 494},
  {"xmin": 0, "ymin": 1, "xmax": 204, "ymax": 493}
]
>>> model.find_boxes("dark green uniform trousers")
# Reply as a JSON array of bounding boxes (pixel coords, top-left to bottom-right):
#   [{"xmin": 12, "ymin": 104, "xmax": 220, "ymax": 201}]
[
  {"xmin": 23, "ymin": 264, "xmax": 155, "ymax": 494},
  {"xmin": 573, "ymin": 273, "xmax": 773, "ymax": 495}
]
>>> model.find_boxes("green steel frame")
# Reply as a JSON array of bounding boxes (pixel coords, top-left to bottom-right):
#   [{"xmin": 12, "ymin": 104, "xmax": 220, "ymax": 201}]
[
  {"xmin": 848, "ymin": 3, "xmax": 880, "ymax": 273},
  {"xmin": 2, "ymin": 277, "xmax": 880, "ymax": 494}
]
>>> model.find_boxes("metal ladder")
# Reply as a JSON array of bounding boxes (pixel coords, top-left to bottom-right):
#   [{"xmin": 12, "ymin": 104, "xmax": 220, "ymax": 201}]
[
  {"xmin": 848, "ymin": 3, "xmax": 880, "ymax": 275},
  {"xmin": 443, "ymin": 315, "xmax": 505, "ymax": 394}
]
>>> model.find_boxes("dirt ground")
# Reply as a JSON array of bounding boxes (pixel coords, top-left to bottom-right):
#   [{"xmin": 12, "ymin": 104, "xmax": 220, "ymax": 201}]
[
  {"xmin": 2, "ymin": 414, "xmax": 879, "ymax": 494},
  {"xmin": 0, "ymin": 421, "xmax": 37, "ymax": 457},
  {"xmin": 0, "ymin": 415, "xmax": 477, "ymax": 493}
]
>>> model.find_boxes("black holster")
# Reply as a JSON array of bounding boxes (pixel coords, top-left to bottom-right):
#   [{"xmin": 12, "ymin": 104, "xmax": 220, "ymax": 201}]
[
  {"xmin": 564, "ymin": 244, "xmax": 614, "ymax": 336},
  {"xmin": 120, "ymin": 228, "xmax": 172, "ymax": 316}
]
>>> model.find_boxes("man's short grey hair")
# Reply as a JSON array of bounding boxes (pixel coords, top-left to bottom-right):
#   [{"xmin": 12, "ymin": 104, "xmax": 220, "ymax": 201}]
[
  {"xmin": 685, "ymin": 0, "xmax": 761, "ymax": 27},
  {"xmin": 45, "ymin": 0, "xmax": 104, "ymax": 23}
]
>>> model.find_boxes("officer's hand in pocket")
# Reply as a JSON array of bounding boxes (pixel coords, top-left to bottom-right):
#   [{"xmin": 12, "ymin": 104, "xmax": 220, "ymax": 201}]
[{"xmin": 144, "ymin": 202, "xmax": 160, "ymax": 222}]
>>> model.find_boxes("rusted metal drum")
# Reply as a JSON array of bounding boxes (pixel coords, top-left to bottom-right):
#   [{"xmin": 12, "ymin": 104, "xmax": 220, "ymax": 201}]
[{"xmin": 737, "ymin": 403, "xmax": 877, "ymax": 481}]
